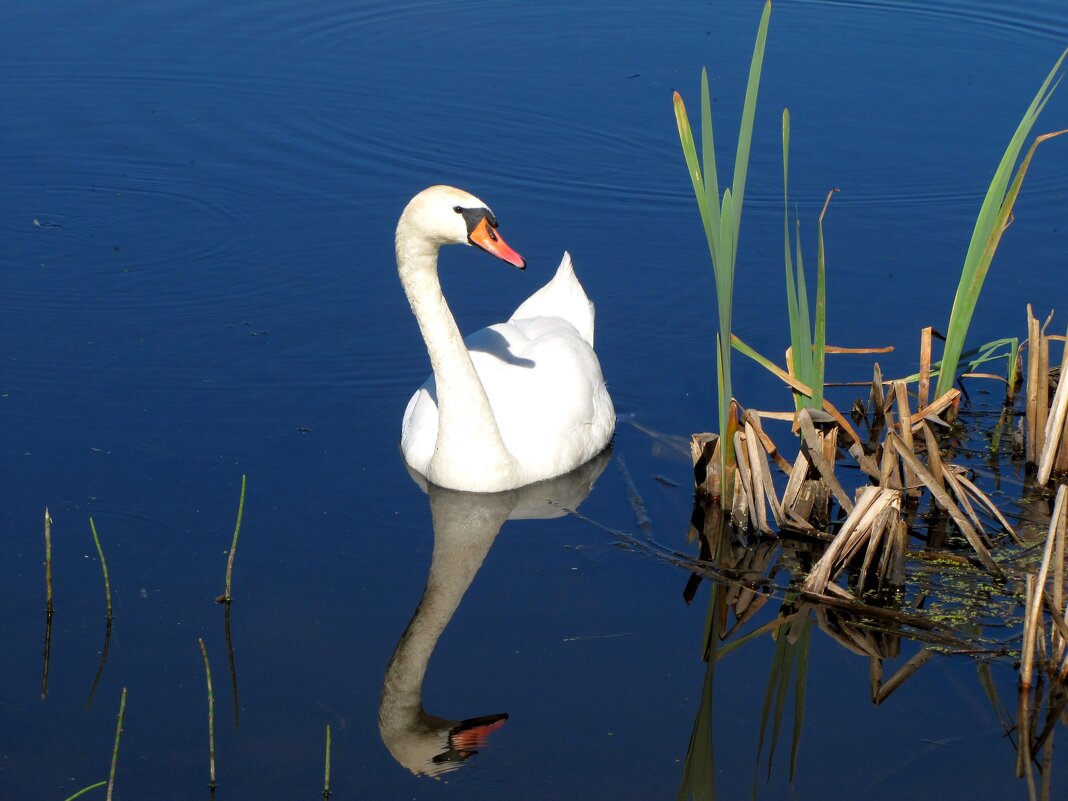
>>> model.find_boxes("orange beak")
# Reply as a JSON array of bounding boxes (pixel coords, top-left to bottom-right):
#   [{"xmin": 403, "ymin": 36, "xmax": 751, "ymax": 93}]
[{"xmin": 469, "ymin": 218, "xmax": 526, "ymax": 269}]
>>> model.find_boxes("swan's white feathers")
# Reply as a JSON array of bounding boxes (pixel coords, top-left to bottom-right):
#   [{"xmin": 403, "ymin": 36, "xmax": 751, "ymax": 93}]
[
  {"xmin": 396, "ymin": 186, "xmax": 614, "ymax": 491},
  {"xmin": 401, "ymin": 255, "xmax": 613, "ymax": 485},
  {"xmin": 508, "ymin": 252, "xmax": 596, "ymax": 347}
]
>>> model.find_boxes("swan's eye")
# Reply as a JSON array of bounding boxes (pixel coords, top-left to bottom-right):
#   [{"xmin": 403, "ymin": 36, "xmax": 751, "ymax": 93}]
[{"xmin": 453, "ymin": 206, "xmax": 463, "ymax": 214}]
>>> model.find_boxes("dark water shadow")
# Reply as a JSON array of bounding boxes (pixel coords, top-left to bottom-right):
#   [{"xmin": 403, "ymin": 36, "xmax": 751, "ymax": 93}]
[{"xmin": 378, "ymin": 449, "xmax": 610, "ymax": 776}]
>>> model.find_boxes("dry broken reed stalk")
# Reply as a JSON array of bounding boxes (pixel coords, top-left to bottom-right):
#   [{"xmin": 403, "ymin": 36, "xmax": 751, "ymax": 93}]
[{"xmin": 1024, "ymin": 306, "xmax": 1068, "ymax": 486}]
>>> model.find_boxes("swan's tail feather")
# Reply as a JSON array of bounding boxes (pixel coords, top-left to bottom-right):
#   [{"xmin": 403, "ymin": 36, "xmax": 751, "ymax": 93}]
[{"xmin": 508, "ymin": 251, "xmax": 596, "ymax": 347}]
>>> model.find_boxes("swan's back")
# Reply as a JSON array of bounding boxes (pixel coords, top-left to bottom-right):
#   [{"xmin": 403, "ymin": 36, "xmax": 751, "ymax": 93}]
[{"xmin": 509, "ymin": 252, "xmax": 595, "ymax": 346}]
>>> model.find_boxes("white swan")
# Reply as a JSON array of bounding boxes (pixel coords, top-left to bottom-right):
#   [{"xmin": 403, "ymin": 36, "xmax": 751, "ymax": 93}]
[{"xmin": 397, "ymin": 185, "xmax": 615, "ymax": 492}]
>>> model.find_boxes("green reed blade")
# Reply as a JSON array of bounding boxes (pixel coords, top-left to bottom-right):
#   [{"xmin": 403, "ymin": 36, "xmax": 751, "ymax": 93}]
[
  {"xmin": 813, "ymin": 191, "xmax": 836, "ymax": 409},
  {"xmin": 700, "ymin": 68, "xmax": 723, "ymax": 251},
  {"xmin": 783, "ymin": 109, "xmax": 800, "ymax": 360},
  {"xmin": 673, "ymin": 0, "xmax": 771, "ymax": 498},
  {"xmin": 731, "ymin": 0, "xmax": 772, "ymax": 240},
  {"xmin": 936, "ymin": 47, "xmax": 1067, "ymax": 397},
  {"xmin": 673, "ymin": 93, "xmax": 713, "ymax": 243},
  {"xmin": 794, "ymin": 219, "xmax": 812, "ymax": 386}
]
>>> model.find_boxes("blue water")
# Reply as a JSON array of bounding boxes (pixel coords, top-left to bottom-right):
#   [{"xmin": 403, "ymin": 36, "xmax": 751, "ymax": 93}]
[{"xmin": 2, "ymin": 1, "xmax": 1067, "ymax": 798}]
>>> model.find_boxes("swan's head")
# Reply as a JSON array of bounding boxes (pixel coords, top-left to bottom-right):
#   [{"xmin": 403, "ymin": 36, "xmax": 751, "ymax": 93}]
[{"xmin": 397, "ymin": 185, "xmax": 526, "ymax": 269}]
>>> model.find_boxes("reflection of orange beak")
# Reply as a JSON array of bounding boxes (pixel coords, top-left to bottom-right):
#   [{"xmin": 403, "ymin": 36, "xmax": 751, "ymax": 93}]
[
  {"xmin": 450, "ymin": 716, "xmax": 508, "ymax": 751},
  {"xmin": 469, "ymin": 218, "xmax": 526, "ymax": 269}
]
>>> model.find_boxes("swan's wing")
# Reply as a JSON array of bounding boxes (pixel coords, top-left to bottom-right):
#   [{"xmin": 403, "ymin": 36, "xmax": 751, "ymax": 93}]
[
  {"xmin": 466, "ymin": 318, "xmax": 614, "ymax": 477},
  {"xmin": 508, "ymin": 252, "xmax": 595, "ymax": 347}
]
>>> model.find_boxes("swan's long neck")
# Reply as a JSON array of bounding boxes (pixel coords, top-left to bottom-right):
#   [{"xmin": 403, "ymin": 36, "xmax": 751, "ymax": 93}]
[{"xmin": 396, "ymin": 228, "xmax": 517, "ymax": 486}]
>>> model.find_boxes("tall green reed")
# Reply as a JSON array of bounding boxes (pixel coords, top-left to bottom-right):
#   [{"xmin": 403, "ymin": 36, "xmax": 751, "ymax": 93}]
[
  {"xmin": 781, "ymin": 109, "xmax": 836, "ymax": 412},
  {"xmin": 673, "ymin": 0, "xmax": 771, "ymax": 492},
  {"xmin": 934, "ymin": 47, "xmax": 1067, "ymax": 398}
]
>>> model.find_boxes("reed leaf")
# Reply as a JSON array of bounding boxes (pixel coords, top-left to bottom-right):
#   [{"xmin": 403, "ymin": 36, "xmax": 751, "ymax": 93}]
[
  {"xmin": 673, "ymin": 0, "xmax": 771, "ymax": 493},
  {"xmin": 935, "ymin": 47, "xmax": 1067, "ymax": 397},
  {"xmin": 782, "ymin": 106, "xmax": 835, "ymax": 411}
]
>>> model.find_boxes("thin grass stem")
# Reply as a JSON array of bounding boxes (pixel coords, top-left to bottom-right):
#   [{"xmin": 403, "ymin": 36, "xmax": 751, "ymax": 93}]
[
  {"xmin": 62, "ymin": 781, "xmax": 107, "ymax": 801},
  {"xmin": 106, "ymin": 687, "xmax": 126, "ymax": 801},
  {"xmin": 323, "ymin": 723, "xmax": 332, "ymax": 799},
  {"xmin": 198, "ymin": 638, "xmax": 217, "ymax": 790},
  {"xmin": 221, "ymin": 474, "xmax": 247, "ymax": 604},
  {"xmin": 44, "ymin": 507, "xmax": 53, "ymax": 610},
  {"xmin": 89, "ymin": 518, "xmax": 112, "ymax": 620}
]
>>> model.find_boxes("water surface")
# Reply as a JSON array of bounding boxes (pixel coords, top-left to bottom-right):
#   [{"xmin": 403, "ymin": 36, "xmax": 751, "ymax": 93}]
[{"xmin": 2, "ymin": 1, "xmax": 1067, "ymax": 798}]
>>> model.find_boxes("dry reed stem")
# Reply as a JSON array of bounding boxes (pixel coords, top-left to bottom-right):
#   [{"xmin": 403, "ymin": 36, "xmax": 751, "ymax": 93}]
[
  {"xmin": 878, "ymin": 420, "xmax": 902, "ymax": 490},
  {"xmin": 887, "ymin": 432, "xmax": 1002, "ymax": 577},
  {"xmin": 744, "ymin": 410, "xmax": 793, "ymax": 474},
  {"xmin": 871, "ymin": 363, "xmax": 885, "ymax": 420},
  {"xmin": 941, "ymin": 468, "xmax": 986, "ymax": 538},
  {"xmin": 950, "ymin": 470, "xmax": 1020, "ymax": 542},
  {"xmin": 732, "ymin": 430, "xmax": 760, "ymax": 531},
  {"xmin": 1026, "ymin": 305, "xmax": 1042, "ymax": 465},
  {"xmin": 802, "ymin": 486, "xmax": 898, "ymax": 593},
  {"xmin": 892, "ymin": 384, "xmax": 918, "ymax": 495},
  {"xmin": 848, "ymin": 441, "xmax": 881, "ymax": 480},
  {"xmin": 919, "ymin": 421, "xmax": 944, "ymax": 490},
  {"xmin": 1037, "ymin": 323, "xmax": 1068, "ymax": 485},
  {"xmin": 824, "ymin": 345, "xmax": 895, "ymax": 354},
  {"xmin": 797, "ymin": 410, "xmax": 853, "ymax": 513},
  {"xmin": 744, "ymin": 419, "xmax": 784, "ymax": 528},
  {"xmin": 907, "ymin": 388, "xmax": 960, "ymax": 428},
  {"xmin": 1040, "ymin": 322, "xmax": 1051, "ymax": 457},
  {"xmin": 781, "ymin": 449, "xmax": 808, "ymax": 511},
  {"xmin": 918, "ymin": 327, "xmax": 933, "ymax": 411}
]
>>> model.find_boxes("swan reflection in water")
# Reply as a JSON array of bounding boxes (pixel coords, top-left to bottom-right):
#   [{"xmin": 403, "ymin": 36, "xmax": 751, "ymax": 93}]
[{"xmin": 378, "ymin": 448, "xmax": 611, "ymax": 776}]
